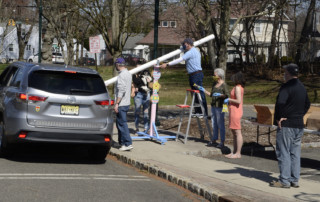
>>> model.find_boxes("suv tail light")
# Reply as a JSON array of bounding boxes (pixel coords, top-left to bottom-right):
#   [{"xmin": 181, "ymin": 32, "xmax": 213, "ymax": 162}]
[
  {"xmin": 94, "ymin": 100, "xmax": 114, "ymax": 106},
  {"xmin": 18, "ymin": 93, "xmax": 27, "ymax": 100},
  {"xmin": 17, "ymin": 94, "xmax": 47, "ymax": 102},
  {"xmin": 18, "ymin": 131, "xmax": 27, "ymax": 139},
  {"xmin": 104, "ymin": 135, "xmax": 111, "ymax": 142},
  {"xmin": 29, "ymin": 95, "xmax": 48, "ymax": 102}
]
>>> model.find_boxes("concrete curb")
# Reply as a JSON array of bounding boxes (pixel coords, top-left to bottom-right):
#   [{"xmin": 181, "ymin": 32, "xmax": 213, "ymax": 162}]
[{"xmin": 109, "ymin": 150, "xmax": 227, "ymax": 202}]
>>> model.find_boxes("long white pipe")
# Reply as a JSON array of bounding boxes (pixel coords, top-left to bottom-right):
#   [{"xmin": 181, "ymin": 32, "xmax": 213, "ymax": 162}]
[{"xmin": 104, "ymin": 34, "xmax": 215, "ymax": 86}]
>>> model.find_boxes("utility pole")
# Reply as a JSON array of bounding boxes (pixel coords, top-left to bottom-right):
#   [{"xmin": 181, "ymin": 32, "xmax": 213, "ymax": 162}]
[
  {"xmin": 153, "ymin": 0, "xmax": 159, "ymax": 59},
  {"xmin": 154, "ymin": 0, "xmax": 160, "ymax": 126},
  {"xmin": 38, "ymin": 0, "xmax": 42, "ymax": 63}
]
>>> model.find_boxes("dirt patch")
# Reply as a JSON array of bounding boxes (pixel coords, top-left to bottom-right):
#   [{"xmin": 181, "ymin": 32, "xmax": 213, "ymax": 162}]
[{"xmin": 159, "ymin": 117, "xmax": 320, "ymax": 146}]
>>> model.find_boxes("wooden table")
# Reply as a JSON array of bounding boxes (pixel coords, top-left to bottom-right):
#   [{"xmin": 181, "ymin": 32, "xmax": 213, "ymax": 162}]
[{"xmin": 244, "ymin": 120, "xmax": 320, "ymax": 155}]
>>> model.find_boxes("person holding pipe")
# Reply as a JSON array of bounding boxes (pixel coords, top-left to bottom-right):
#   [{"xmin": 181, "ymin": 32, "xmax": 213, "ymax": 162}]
[{"xmin": 160, "ymin": 38, "xmax": 208, "ymax": 118}]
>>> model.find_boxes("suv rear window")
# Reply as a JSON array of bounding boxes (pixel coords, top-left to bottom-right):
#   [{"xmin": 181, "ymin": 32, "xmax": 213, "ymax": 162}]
[{"xmin": 28, "ymin": 70, "xmax": 107, "ymax": 95}]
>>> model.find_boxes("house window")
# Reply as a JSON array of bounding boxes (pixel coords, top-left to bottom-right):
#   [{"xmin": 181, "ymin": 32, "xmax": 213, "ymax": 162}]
[
  {"xmin": 255, "ymin": 23, "xmax": 261, "ymax": 33},
  {"xmin": 162, "ymin": 21, "xmax": 168, "ymax": 27},
  {"xmin": 9, "ymin": 44, "xmax": 13, "ymax": 52},
  {"xmin": 229, "ymin": 20, "xmax": 235, "ymax": 30},
  {"xmin": 26, "ymin": 45, "xmax": 31, "ymax": 51},
  {"xmin": 170, "ymin": 21, "xmax": 176, "ymax": 28}
]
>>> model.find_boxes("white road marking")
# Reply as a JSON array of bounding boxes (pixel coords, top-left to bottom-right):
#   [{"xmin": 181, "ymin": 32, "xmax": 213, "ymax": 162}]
[{"xmin": 0, "ymin": 173, "xmax": 150, "ymax": 181}]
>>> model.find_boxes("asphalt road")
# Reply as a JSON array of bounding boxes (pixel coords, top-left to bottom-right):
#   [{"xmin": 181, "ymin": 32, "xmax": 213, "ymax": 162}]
[{"xmin": 0, "ymin": 143, "xmax": 204, "ymax": 202}]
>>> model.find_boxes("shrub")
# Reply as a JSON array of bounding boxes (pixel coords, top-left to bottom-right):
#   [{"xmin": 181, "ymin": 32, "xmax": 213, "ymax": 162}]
[
  {"xmin": 256, "ymin": 54, "xmax": 266, "ymax": 64},
  {"xmin": 281, "ymin": 56, "xmax": 294, "ymax": 65}
]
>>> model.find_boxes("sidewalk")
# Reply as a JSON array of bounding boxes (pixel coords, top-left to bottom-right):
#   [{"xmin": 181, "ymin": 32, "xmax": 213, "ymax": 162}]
[{"xmin": 108, "ymin": 123, "xmax": 320, "ymax": 202}]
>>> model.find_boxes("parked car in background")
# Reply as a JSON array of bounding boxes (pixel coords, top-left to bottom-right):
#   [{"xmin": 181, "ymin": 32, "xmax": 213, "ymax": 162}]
[
  {"xmin": 226, "ymin": 50, "xmax": 255, "ymax": 64},
  {"xmin": 27, "ymin": 52, "xmax": 64, "ymax": 64},
  {"xmin": 52, "ymin": 52, "xmax": 64, "ymax": 64},
  {"xmin": 0, "ymin": 62, "xmax": 114, "ymax": 161},
  {"xmin": 27, "ymin": 53, "xmax": 39, "ymax": 63},
  {"xmin": 78, "ymin": 57, "xmax": 96, "ymax": 66},
  {"xmin": 122, "ymin": 54, "xmax": 146, "ymax": 66},
  {"xmin": 105, "ymin": 54, "xmax": 146, "ymax": 66},
  {"xmin": 227, "ymin": 50, "xmax": 244, "ymax": 65}
]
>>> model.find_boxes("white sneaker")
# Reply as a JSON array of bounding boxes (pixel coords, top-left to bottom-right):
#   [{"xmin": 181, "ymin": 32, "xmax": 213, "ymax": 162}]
[
  {"xmin": 119, "ymin": 145, "xmax": 133, "ymax": 151},
  {"xmin": 197, "ymin": 115, "xmax": 204, "ymax": 119}
]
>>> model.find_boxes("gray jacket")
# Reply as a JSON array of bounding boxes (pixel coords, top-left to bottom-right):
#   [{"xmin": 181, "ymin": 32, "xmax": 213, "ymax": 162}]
[{"xmin": 115, "ymin": 68, "xmax": 132, "ymax": 106}]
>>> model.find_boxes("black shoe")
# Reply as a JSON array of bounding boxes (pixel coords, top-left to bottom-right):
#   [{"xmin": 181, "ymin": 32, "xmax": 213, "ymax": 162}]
[
  {"xmin": 207, "ymin": 141, "xmax": 218, "ymax": 146},
  {"xmin": 111, "ymin": 141, "xmax": 121, "ymax": 149}
]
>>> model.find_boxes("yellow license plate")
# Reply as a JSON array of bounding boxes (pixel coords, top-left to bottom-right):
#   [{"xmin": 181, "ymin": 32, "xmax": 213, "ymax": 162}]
[{"xmin": 61, "ymin": 105, "xmax": 79, "ymax": 115}]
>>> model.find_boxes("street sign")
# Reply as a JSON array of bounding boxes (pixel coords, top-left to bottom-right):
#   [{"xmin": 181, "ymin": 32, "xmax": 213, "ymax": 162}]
[{"xmin": 89, "ymin": 36, "xmax": 101, "ymax": 53}]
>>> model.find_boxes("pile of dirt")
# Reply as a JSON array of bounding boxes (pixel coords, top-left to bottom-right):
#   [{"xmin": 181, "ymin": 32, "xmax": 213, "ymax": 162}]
[{"xmin": 159, "ymin": 117, "xmax": 320, "ymax": 146}]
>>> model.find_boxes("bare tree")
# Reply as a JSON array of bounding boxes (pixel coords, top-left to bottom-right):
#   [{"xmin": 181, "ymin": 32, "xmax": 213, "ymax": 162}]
[
  {"xmin": 182, "ymin": 0, "xmax": 217, "ymax": 69},
  {"xmin": 266, "ymin": 0, "xmax": 289, "ymax": 69},
  {"xmin": 16, "ymin": 0, "xmax": 37, "ymax": 61},
  {"xmin": 74, "ymin": 0, "xmax": 149, "ymax": 76},
  {"xmin": 217, "ymin": 0, "xmax": 231, "ymax": 71},
  {"xmin": 294, "ymin": 0, "xmax": 316, "ymax": 66},
  {"xmin": 34, "ymin": 0, "xmax": 84, "ymax": 65},
  {"xmin": 181, "ymin": 0, "xmax": 274, "ymax": 72},
  {"xmin": 0, "ymin": 1, "xmax": 18, "ymax": 61}
]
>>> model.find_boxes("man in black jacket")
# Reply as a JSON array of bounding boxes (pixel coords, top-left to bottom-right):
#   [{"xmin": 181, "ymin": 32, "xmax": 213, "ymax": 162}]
[{"xmin": 270, "ymin": 63, "xmax": 310, "ymax": 188}]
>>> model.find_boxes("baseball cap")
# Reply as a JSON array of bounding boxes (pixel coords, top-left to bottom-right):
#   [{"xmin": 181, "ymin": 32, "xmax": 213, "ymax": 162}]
[
  {"xmin": 115, "ymin": 57, "xmax": 126, "ymax": 65},
  {"xmin": 283, "ymin": 63, "xmax": 299, "ymax": 76},
  {"xmin": 182, "ymin": 38, "xmax": 194, "ymax": 46}
]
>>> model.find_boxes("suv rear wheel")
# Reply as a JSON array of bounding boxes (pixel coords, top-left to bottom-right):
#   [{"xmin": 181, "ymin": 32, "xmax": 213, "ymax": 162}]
[
  {"xmin": 0, "ymin": 121, "xmax": 11, "ymax": 156},
  {"xmin": 88, "ymin": 145, "xmax": 109, "ymax": 162}
]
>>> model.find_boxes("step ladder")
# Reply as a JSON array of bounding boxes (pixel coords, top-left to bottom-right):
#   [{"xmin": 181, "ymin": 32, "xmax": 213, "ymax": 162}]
[{"xmin": 176, "ymin": 89, "xmax": 212, "ymax": 144}]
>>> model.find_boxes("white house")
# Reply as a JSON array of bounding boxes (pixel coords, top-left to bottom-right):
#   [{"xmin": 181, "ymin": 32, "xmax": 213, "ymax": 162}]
[
  {"xmin": 122, "ymin": 34, "xmax": 150, "ymax": 60},
  {"xmin": 0, "ymin": 23, "xmax": 91, "ymax": 64}
]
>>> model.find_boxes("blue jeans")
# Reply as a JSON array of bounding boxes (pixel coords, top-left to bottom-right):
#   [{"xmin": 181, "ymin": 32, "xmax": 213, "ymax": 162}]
[
  {"xmin": 116, "ymin": 105, "xmax": 132, "ymax": 146},
  {"xmin": 211, "ymin": 107, "xmax": 225, "ymax": 143},
  {"xmin": 276, "ymin": 127, "xmax": 304, "ymax": 185},
  {"xmin": 189, "ymin": 72, "xmax": 208, "ymax": 116},
  {"xmin": 134, "ymin": 92, "xmax": 150, "ymax": 130}
]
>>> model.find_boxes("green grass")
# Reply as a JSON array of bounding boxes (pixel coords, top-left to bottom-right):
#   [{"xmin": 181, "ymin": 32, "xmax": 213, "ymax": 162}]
[
  {"xmin": 96, "ymin": 65, "xmax": 285, "ymax": 105},
  {"xmin": 1, "ymin": 63, "xmax": 318, "ymax": 104},
  {"xmin": 0, "ymin": 64, "xmax": 9, "ymax": 74},
  {"xmin": 90, "ymin": 65, "xmax": 320, "ymax": 105}
]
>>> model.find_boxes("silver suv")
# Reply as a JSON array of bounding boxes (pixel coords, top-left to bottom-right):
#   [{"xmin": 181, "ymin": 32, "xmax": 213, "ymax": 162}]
[{"xmin": 0, "ymin": 62, "xmax": 114, "ymax": 161}]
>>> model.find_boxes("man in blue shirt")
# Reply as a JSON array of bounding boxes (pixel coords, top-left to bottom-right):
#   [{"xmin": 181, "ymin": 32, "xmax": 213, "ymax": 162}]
[{"xmin": 160, "ymin": 38, "xmax": 208, "ymax": 118}]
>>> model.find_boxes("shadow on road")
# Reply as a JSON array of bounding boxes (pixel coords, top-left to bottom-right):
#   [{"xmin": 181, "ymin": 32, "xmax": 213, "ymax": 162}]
[{"xmin": 1, "ymin": 143, "xmax": 106, "ymax": 164}]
